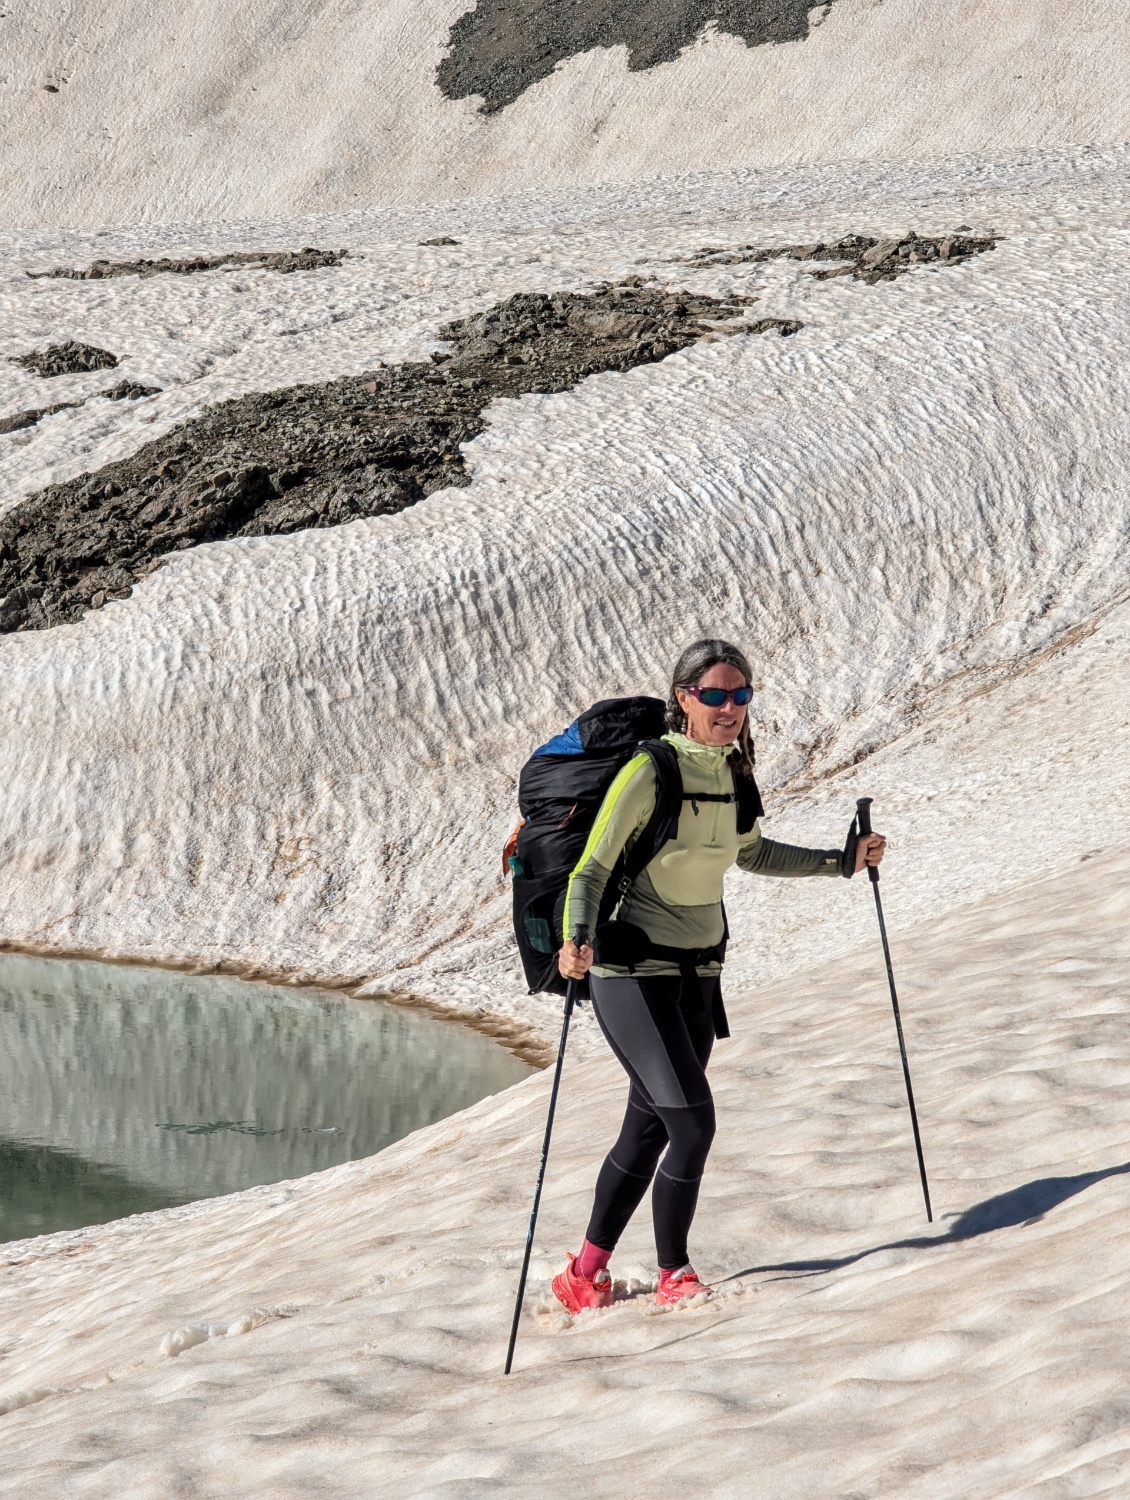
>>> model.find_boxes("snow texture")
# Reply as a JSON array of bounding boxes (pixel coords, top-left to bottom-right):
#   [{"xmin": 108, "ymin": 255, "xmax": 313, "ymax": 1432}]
[
  {"xmin": 2, "ymin": 0, "xmax": 1130, "ymax": 228},
  {"xmin": 2, "ymin": 831, "xmax": 1130, "ymax": 1493},
  {"xmin": 3, "ymin": 143, "xmax": 1130, "ymax": 1050},
  {"xmin": 1, "ymin": 113, "xmax": 1130, "ymax": 1500}
]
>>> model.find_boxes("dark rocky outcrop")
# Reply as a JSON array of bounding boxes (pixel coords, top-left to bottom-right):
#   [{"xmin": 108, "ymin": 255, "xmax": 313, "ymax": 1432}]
[
  {"xmin": 27, "ymin": 247, "xmax": 348, "ymax": 282},
  {"xmin": 10, "ymin": 342, "xmax": 119, "ymax": 378},
  {"xmin": 437, "ymin": 0, "xmax": 836, "ymax": 113},
  {"xmin": 0, "ymin": 400, "xmax": 81, "ymax": 436},
  {"xmin": 100, "ymin": 380, "xmax": 163, "ymax": 402},
  {"xmin": 0, "ymin": 285, "xmax": 794, "ymax": 633},
  {"xmin": 678, "ymin": 230, "xmax": 999, "ymax": 284}
]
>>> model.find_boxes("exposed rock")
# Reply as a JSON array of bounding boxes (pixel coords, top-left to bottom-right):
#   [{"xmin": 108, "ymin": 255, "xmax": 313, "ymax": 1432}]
[
  {"xmin": 101, "ymin": 380, "xmax": 162, "ymax": 401},
  {"xmin": 419, "ymin": 237, "xmax": 460, "ymax": 247},
  {"xmin": 10, "ymin": 342, "xmax": 119, "ymax": 377},
  {"xmin": 0, "ymin": 285, "xmax": 796, "ymax": 633},
  {"xmin": 27, "ymin": 247, "xmax": 348, "ymax": 282},
  {"xmin": 679, "ymin": 230, "xmax": 999, "ymax": 284},
  {"xmin": 0, "ymin": 401, "xmax": 82, "ymax": 436},
  {"xmin": 437, "ymin": 0, "xmax": 840, "ymax": 113},
  {"xmin": 0, "ymin": 379, "xmax": 159, "ymax": 438},
  {"xmin": 742, "ymin": 317, "xmax": 802, "ymax": 337}
]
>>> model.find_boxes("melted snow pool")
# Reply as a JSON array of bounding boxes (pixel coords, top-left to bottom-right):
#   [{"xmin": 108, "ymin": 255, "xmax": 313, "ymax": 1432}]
[{"xmin": 0, "ymin": 952, "xmax": 533, "ymax": 1245}]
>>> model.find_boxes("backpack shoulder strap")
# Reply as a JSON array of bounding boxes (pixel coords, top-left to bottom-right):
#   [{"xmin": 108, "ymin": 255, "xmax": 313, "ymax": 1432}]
[
  {"xmin": 607, "ymin": 743, "xmax": 765, "ymax": 902},
  {"xmin": 614, "ymin": 739, "xmax": 683, "ymax": 895}
]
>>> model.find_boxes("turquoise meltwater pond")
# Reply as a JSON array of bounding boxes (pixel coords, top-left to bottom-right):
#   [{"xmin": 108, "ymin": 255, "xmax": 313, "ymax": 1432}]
[{"xmin": 0, "ymin": 953, "xmax": 533, "ymax": 1245}]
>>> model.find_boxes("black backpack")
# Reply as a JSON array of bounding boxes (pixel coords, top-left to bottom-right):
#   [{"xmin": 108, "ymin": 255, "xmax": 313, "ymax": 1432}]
[{"xmin": 505, "ymin": 697, "xmax": 763, "ymax": 999}]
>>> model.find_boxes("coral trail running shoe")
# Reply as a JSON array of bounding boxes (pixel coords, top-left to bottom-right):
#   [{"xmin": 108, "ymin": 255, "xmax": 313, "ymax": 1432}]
[
  {"xmin": 655, "ymin": 1266, "xmax": 713, "ymax": 1306},
  {"xmin": 552, "ymin": 1253, "xmax": 613, "ymax": 1313}
]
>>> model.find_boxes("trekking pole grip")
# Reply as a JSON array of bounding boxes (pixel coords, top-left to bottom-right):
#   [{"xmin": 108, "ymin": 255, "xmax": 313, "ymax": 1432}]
[
  {"xmin": 856, "ymin": 796, "xmax": 879, "ymax": 885},
  {"xmin": 568, "ymin": 925, "xmax": 590, "ymax": 1012}
]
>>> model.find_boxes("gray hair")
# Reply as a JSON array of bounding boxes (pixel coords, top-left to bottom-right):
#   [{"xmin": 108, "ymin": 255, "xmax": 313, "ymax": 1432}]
[{"xmin": 666, "ymin": 637, "xmax": 757, "ymax": 778}]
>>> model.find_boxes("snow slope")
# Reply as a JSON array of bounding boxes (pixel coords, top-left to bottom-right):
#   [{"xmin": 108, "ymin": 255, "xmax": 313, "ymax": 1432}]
[
  {"xmin": 2, "ymin": 143, "xmax": 1129, "ymax": 1054},
  {"xmin": 3, "ymin": 0, "xmax": 1130, "ymax": 229},
  {"xmin": 2, "ymin": 735, "xmax": 1129, "ymax": 1492},
  {"xmin": 0, "ymin": 71, "xmax": 1129, "ymax": 1500}
]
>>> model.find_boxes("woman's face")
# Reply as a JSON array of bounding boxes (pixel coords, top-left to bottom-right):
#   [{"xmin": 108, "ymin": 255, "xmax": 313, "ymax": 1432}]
[{"xmin": 675, "ymin": 662, "xmax": 750, "ymax": 747}]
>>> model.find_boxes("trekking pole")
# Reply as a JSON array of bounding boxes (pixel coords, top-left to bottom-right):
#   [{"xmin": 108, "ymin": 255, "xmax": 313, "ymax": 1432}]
[
  {"xmin": 856, "ymin": 798, "xmax": 933, "ymax": 1223},
  {"xmin": 504, "ymin": 928, "xmax": 587, "ymax": 1375}
]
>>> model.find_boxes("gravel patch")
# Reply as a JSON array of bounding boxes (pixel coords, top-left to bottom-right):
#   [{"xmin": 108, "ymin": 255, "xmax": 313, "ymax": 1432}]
[
  {"xmin": 0, "ymin": 382, "xmax": 161, "ymax": 437},
  {"xmin": 673, "ymin": 230, "xmax": 1000, "ymax": 283},
  {"xmin": 27, "ymin": 248, "xmax": 348, "ymax": 282}
]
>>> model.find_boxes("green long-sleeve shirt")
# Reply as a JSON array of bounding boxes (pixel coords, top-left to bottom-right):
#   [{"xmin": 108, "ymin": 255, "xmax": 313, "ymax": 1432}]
[{"xmin": 563, "ymin": 733, "xmax": 843, "ymax": 978}]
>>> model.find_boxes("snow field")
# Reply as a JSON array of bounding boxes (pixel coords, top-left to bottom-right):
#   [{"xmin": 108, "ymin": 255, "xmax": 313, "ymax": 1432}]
[
  {"xmin": 1, "ymin": 144, "xmax": 1129, "ymax": 1493},
  {"xmin": 3, "ymin": 0, "xmax": 1130, "ymax": 228},
  {"xmin": 2, "ymin": 828, "xmax": 1129, "ymax": 1494},
  {"xmin": 2, "ymin": 146, "xmax": 1129, "ymax": 1051}
]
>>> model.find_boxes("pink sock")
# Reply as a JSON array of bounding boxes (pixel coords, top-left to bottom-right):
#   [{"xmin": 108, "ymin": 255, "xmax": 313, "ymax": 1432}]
[{"xmin": 575, "ymin": 1238, "xmax": 612, "ymax": 1280}]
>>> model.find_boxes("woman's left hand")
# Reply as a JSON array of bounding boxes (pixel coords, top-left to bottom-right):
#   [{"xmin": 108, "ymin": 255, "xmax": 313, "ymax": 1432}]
[{"xmin": 854, "ymin": 832, "xmax": 886, "ymax": 874}]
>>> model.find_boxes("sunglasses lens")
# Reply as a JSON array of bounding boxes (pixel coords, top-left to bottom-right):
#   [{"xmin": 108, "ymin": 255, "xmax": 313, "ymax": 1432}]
[{"xmin": 692, "ymin": 686, "xmax": 753, "ymax": 707}]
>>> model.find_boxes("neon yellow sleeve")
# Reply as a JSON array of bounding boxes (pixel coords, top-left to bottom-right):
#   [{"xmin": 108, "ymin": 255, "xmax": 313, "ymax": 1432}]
[{"xmin": 562, "ymin": 754, "xmax": 657, "ymax": 943}]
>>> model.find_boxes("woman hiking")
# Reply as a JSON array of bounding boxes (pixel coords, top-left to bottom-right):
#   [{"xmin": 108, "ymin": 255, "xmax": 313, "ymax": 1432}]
[{"xmin": 552, "ymin": 638, "xmax": 885, "ymax": 1311}]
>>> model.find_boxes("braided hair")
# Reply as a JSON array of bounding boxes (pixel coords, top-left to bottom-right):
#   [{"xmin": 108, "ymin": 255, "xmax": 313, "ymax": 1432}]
[{"xmin": 665, "ymin": 637, "xmax": 757, "ymax": 780}]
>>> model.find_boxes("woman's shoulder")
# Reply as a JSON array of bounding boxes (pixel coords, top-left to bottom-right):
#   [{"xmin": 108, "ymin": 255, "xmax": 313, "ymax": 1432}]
[
  {"xmin": 605, "ymin": 748, "xmax": 659, "ymax": 799},
  {"xmin": 593, "ymin": 751, "xmax": 660, "ymax": 834}
]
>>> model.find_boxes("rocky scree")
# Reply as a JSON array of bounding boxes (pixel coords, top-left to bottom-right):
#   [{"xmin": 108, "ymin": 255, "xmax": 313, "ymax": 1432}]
[
  {"xmin": 0, "ymin": 286, "xmax": 795, "ymax": 634},
  {"xmin": 27, "ymin": 248, "xmax": 348, "ymax": 282},
  {"xmin": 675, "ymin": 230, "xmax": 999, "ymax": 284},
  {"xmin": 10, "ymin": 342, "xmax": 119, "ymax": 378},
  {"xmin": 437, "ymin": 0, "xmax": 840, "ymax": 113}
]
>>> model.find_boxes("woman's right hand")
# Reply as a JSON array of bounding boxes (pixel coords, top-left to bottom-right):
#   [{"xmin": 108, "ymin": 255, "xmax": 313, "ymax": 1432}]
[{"xmin": 558, "ymin": 939, "xmax": 594, "ymax": 980}]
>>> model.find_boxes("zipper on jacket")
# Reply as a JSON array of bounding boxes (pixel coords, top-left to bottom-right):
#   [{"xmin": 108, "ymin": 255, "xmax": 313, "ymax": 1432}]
[{"xmin": 710, "ymin": 758, "xmax": 723, "ymax": 846}]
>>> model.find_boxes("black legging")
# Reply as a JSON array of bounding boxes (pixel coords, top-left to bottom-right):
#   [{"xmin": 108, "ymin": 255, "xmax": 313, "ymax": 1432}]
[{"xmin": 586, "ymin": 973, "xmax": 718, "ymax": 1270}]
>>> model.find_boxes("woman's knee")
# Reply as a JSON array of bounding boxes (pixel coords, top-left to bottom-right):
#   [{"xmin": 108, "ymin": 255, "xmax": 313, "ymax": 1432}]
[{"xmin": 665, "ymin": 1099, "xmax": 716, "ymax": 1177}]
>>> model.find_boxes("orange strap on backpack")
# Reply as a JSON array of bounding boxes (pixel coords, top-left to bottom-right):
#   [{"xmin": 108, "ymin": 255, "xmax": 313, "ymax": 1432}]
[{"xmin": 502, "ymin": 819, "xmax": 525, "ymax": 878}]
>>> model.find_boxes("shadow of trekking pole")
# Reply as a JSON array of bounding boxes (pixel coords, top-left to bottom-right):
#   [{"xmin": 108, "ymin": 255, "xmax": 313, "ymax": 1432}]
[{"xmin": 731, "ymin": 1160, "xmax": 1130, "ymax": 1281}]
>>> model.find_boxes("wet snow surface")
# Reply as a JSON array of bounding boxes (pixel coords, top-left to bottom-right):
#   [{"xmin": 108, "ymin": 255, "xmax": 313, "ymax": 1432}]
[{"xmin": 1, "ymin": 143, "xmax": 1130, "ymax": 1492}]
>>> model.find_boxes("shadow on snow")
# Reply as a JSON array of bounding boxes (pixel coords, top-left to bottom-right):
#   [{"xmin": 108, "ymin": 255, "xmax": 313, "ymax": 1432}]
[{"xmin": 730, "ymin": 1161, "xmax": 1130, "ymax": 1281}]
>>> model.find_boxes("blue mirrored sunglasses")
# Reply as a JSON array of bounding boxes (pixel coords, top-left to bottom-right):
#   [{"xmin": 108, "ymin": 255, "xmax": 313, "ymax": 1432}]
[{"xmin": 682, "ymin": 684, "xmax": 754, "ymax": 709}]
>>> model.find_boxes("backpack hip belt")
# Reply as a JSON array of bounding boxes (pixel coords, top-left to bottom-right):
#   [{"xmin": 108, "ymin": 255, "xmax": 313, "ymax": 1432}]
[{"xmin": 593, "ymin": 919, "xmax": 731, "ymax": 1038}]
